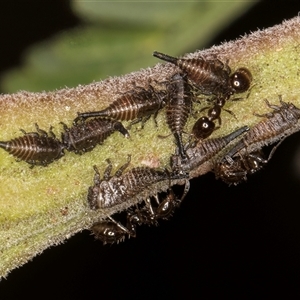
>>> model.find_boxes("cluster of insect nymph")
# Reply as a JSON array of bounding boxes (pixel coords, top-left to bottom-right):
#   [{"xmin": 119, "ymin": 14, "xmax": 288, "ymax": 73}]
[{"xmin": 3, "ymin": 50, "xmax": 300, "ymax": 245}]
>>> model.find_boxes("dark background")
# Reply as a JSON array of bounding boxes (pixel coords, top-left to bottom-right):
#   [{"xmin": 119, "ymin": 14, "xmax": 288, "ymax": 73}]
[{"xmin": 2, "ymin": 1, "xmax": 300, "ymax": 298}]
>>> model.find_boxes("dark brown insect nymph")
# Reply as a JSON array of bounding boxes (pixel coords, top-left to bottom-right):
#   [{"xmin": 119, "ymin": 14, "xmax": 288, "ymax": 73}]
[
  {"xmin": 171, "ymin": 126, "xmax": 249, "ymax": 174},
  {"xmin": 214, "ymin": 97, "xmax": 300, "ymax": 185},
  {"xmin": 61, "ymin": 118, "xmax": 129, "ymax": 155},
  {"xmin": 74, "ymin": 85, "xmax": 167, "ymax": 127},
  {"xmin": 0, "ymin": 123, "xmax": 65, "ymax": 166},
  {"xmin": 223, "ymin": 97, "xmax": 300, "ymax": 158},
  {"xmin": 153, "ymin": 51, "xmax": 252, "ymax": 99},
  {"xmin": 165, "ymin": 73, "xmax": 193, "ymax": 159},
  {"xmin": 88, "ymin": 155, "xmax": 186, "ymax": 211}
]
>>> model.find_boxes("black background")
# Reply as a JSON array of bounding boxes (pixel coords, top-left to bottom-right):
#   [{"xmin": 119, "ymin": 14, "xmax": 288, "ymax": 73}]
[{"xmin": 2, "ymin": 1, "xmax": 300, "ymax": 298}]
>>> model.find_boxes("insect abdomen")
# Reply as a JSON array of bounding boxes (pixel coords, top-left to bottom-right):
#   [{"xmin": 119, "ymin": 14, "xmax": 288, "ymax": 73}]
[
  {"xmin": 121, "ymin": 167, "xmax": 167, "ymax": 198},
  {"xmin": 88, "ymin": 161, "xmax": 170, "ymax": 210},
  {"xmin": 225, "ymin": 99, "xmax": 300, "ymax": 157},
  {"xmin": 172, "ymin": 126, "xmax": 249, "ymax": 172},
  {"xmin": 99, "ymin": 94, "xmax": 142, "ymax": 121},
  {"xmin": 75, "ymin": 87, "xmax": 166, "ymax": 123},
  {"xmin": 166, "ymin": 73, "xmax": 192, "ymax": 158},
  {"xmin": 61, "ymin": 118, "xmax": 129, "ymax": 154},
  {"xmin": 153, "ymin": 51, "xmax": 231, "ymax": 95},
  {"xmin": 0, "ymin": 129, "xmax": 64, "ymax": 166},
  {"xmin": 177, "ymin": 58, "xmax": 230, "ymax": 95}
]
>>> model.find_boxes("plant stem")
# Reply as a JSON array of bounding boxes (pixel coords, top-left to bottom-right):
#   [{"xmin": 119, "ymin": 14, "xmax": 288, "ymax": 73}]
[{"xmin": 1, "ymin": 16, "xmax": 300, "ymax": 279}]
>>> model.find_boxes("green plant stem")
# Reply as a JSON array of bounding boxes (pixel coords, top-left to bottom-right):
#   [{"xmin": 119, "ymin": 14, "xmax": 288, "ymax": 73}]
[{"xmin": 1, "ymin": 16, "xmax": 300, "ymax": 279}]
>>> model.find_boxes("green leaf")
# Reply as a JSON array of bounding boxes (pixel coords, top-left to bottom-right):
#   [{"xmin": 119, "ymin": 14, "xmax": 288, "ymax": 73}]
[{"xmin": 1, "ymin": 1, "xmax": 256, "ymax": 92}]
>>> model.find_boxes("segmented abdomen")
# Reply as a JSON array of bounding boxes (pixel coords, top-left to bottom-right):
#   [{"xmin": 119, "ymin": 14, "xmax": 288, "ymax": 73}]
[
  {"xmin": 103, "ymin": 93, "xmax": 144, "ymax": 120},
  {"xmin": 121, "ymin": 167, "xmax": 167, "ymax": 198},
  {"xmin": 166, "ymin": 74, "xmax": 191, "ymax": 132},
  {"xmin": 166, "ymin": 73, "xmax": 192, "ymax": 157},
  {"xmin": 171, "ymin": 126, "xmax": 249, "ymax": 172},
  {"xmin": 153, "ymin": 51, "xmax": 231, "ymax": 96},
  {"xmin": 246, "ymin": 101, "xmax": 300, "ymax": 143},
  {"xmin": 75, "ymin": 86, "xmax": 166, "ymax": 122},
  {"xmin": 88, "ymin": 167, "xmax": 168, "ymax": 210},
  {"xmin": 176, "ymin": 58, "xmax": 231, "ymax": 95},
  {"xmin": 226, "ymin": 99, "xmax": 300, "ymax": 157},
  {"xmin": 61, "ymin": 118, "xmax": 129, "ymax": 154},
  {"xmin": 0, "ymin": 132, "xmax": 64, "ymax": 166}
]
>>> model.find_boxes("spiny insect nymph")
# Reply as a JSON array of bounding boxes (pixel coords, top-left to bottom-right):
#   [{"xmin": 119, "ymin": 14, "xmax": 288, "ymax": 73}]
[
  {"xmin": 61, "ymin": 117, "xmax": 129, "ymax": 155},
  {"xmin": 223, "ymin": 97, "xmax": 300, "ymax": 158},
  {"xmin": 74, "ymin": 85, "xmax": 167, "ymax": 127},
  {"xmin": 214, "ymin": 98, "xmax": 300, "ymax": 185},
  {"xmin": 0, "ymin": 123, "xmax": 65, "ymax": 166},
  {"xmin": 171, "ymin": 126, "xmax": 249, "ymax": 173},
  {"xmin": 88, "ymin": 155, "xmax": 185, "ymax": 211}
]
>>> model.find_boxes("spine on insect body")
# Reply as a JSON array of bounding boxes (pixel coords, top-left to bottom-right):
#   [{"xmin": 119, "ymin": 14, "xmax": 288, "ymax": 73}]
[
  {"xmin": 152, "ymin": 51, "xmax": 178, "ymax": 65},
  {"xmin": 61, "ymin": 118, "xmax": 129, "ymax": 154},
  {"xmin": 0, "ymin": 125, "xmax": 65, "ymax": 166}
]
